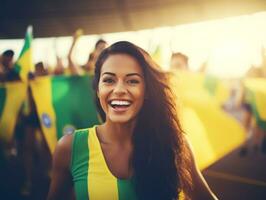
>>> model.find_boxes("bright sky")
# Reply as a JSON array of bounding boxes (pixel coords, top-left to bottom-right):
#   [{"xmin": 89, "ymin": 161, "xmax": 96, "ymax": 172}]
[{"xmin": 1, "ymin": 11, "xmax": 266, "ymax": 78}]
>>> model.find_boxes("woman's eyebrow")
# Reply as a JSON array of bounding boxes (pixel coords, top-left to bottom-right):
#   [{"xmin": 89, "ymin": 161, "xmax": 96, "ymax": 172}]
[
  {"xmin": 126, "ymin": 73, "xmax": 143, "ymax": 78},
  {"xmin": 102, "ymin": 72, "xmax": 115, "ymax": 76},
  {"xmin": 102, "ymin": 72, "xmax": 142, "ymax": 78}
]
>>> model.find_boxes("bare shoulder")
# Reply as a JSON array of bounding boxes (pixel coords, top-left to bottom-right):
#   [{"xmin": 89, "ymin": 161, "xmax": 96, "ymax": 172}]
[
  {"xmin": 47, "ymin": 133, "xmax": 75, "ymax": 200},
  {"xmin": 53, "ymin": 133, "xmax": 74, "ymax": 169},
  {"xmin": 57, "ymin": 134, "xmax": 73, "ymax": 152}
]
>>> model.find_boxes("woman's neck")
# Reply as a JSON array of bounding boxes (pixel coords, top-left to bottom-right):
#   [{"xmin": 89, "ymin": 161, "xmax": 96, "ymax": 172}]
[{"xmin": 97, "ymin": 120, "xmax": 135, "ymax": 146}]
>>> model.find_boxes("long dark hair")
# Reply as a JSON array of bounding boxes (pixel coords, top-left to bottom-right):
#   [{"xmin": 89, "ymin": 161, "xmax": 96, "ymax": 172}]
[{"xmin": 93, "ymin": 41, "xmax": 192, "ymax": 200}]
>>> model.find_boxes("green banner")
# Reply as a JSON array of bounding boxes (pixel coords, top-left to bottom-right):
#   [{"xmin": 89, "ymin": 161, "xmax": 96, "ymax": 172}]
[{"xmin": 31, "ymin": 75, "xmax": 100, "ymax": 153}]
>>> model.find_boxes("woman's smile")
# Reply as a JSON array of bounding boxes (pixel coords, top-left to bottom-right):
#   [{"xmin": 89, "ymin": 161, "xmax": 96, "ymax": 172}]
[{"xmin": 109, "ymin": 99, "xmax": 133, "ymax": 112}]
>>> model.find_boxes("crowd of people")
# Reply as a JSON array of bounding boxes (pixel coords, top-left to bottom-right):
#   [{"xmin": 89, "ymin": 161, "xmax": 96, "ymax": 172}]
[
  {"xmin": 0, "ymin": 33, "xmax": 107, "ymax": 82},
  {"xmin": 0, "ymin": 34, "xmax": 108, "ymax": 199}
]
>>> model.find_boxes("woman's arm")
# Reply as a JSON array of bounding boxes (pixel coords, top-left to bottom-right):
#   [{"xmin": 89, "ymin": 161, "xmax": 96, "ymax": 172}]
[
  {"xmin": 186, "ymin": 138, "xmax": 219, "ymax": 200},
  {"xmin": 47, "ymin": 134, "xmax": 75, "ymax": 200}
]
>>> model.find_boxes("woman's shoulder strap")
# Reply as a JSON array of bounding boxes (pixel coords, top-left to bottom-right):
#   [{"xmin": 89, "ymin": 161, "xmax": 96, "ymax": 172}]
[{"xmin": 70, "ymin": 128, "xmax": 90, "ymax": 171}]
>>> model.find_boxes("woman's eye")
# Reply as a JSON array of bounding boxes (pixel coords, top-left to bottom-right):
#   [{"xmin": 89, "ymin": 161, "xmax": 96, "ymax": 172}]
[
  {"xmin": 128, "ymin": 79, "xmax": 140, "ymax": 84},
  {"xmin": 103, "ymin": 78, "xmax": 114, "ymax": 84}
]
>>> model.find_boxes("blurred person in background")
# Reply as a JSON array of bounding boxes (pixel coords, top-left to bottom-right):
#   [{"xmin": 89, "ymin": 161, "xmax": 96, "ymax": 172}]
[
  {"xmin": 170, "ymin": 52, "xmax": 189, "ymax": 71},
  {"xmin": 53, "ymin": 55, "xmax": 65, "ymax": 76},
  {"xmin": 237, "ymin": 64, "xmax": 266, "ymax": 156},
  {"xmin": 236, "ymin": 81, "xmax": 254, "ymax": 156},
  {"xmin": 35, "ymin": 62, "xmax": 49, "ymax": 77},
  {"xmin": 82, "ymin": 39, "xmax": 108, "ymax": 74},
  {"xmin": 67, "ymin": 29, "xmax": 108, "ymax": 75},
  {"xmin": 0, "ymin": 49, "xmax": 20, "ymax": 82},
  {"xmin": 67, "ymin": 30, "xmax": 84, "ymax": 75},
  {"xmin": 14, "ymin": 86, "xmax": 52, "ymax": 198}
]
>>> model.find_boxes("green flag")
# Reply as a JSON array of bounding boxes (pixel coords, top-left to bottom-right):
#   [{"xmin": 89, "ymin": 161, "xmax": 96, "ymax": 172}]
[{"xmin": 30, "ymin": 75, "xmax": 100, "ymax": 153}]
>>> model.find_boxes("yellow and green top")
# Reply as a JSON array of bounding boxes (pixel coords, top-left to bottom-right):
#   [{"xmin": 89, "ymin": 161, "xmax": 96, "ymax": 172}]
[{"xmin": 71, "ymin": 126, "xmax": 137, "ymax": 200}]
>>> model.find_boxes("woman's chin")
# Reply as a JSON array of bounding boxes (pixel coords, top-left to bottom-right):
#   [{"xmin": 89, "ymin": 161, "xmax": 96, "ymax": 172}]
[{"xmin": 108, "ymin": 115, "xmax": 135, "ymax": 124}]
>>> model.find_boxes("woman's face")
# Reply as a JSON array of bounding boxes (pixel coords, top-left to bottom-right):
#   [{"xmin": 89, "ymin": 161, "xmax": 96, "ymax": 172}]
[{"xmin": 97, "ymin": 54, "xmax": 145, "ymax": 124}]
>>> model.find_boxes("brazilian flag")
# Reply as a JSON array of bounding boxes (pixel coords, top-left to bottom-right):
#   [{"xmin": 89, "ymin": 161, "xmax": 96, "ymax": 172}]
[
  {"xmin": 14, "ymin": 26, "xmax": 34, "ymax": 82},
  {"xmin": 180, "ymin": 93, "xmax": 245, "ymax": 169},
  {"xmin": 171, "ymin": 70, "xmax": 245, "ymax": 169},
  {"xmin": 30, "ymin": 75, "xmax": 99, "ymax": 153},
  {"xmin": 0, "ymin": 25, "xmax": 33, "ymax": 142},
  {"xmin": 0, "ymin": 82, "xmax": 27, "ymax": 142}
]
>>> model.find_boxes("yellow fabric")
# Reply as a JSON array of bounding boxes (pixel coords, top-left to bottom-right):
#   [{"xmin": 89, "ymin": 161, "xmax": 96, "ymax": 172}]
[
  {"xmin": 180, "ymin": 107, "xmax": 217, "ymax": 169},
  {"xmin": 0, "ymin": 82, "xmax": 27, "ymax": 142},
  {"xmin": 171, "ymin": 71, "xmax": 246, "ymax": 169},
  {"xmin": 88, "ymin": 126, "xmax": 119, "ymax": 200},
  {"xmin": 182, "ymin": 93, "xmax": 245, "ymax": 169},
  {"xmin": 16, "ymin": 49, "xmax": 34, "ymax": 82},
  {"xmin": 171, "ymin": 70, "xmax": 230, "ymax": 106},
  {"xmin": 151, "ymin": 46, "xmax": 163, "ymax": 66},
  {"xmin": 179, "ymin": 191, "xmax": 185, "ymax": 200},
  {"xmin": 214, "ymin": 80, "xmax": 230, "ymax": 106},
  {"xmin": 170, "ymin": 70, "xmax": 206, "ymax": 98},
  {"xmin": 244, "ymin": 78, "xmax": 266, "ymax": 121},
  {"xmin": 30, "ymin": 76, "xmax": 57, "ymax": 153}
]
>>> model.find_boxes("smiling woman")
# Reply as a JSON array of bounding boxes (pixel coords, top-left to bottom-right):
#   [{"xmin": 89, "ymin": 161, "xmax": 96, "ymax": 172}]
[
  {"xmin": 47, "ymin": 41, "xmax": 218, "ymax": 200},
  {"xmin": 97, "ymin": 54, "xmax": 145, "ymax": 124}
]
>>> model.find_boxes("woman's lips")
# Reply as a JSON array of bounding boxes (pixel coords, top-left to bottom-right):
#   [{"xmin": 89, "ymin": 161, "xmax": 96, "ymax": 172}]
[
  {"xmin": 110, "ymin": 104, "xmax": 131, "ymax": 112},
  {"xmin": 111, "ymin": 105, "xmax": 130, "ymax": 112},
  {"xmin": 108, "ymin": 99, "xmax": 133, "ymax": 113}
]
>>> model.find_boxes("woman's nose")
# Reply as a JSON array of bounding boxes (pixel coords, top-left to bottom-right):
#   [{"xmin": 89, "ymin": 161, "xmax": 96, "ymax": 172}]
[{"xmin": 113, "ymin": 81, "xmax": 127, "ymax": 95}]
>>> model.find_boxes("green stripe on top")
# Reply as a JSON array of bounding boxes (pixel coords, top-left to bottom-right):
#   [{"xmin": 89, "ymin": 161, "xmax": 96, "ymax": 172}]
[
  {"xmin": 51, "ymin": 75, "xmax": 99, "ymax": 139},
  {"xmin": 0, "ymin": 87, "xmax": 6, "ymax": 118},
  {"xmin": 117, "ymin": 179, "xmax": 138, "ymax": 200},
  {"xmin": 72, "ymin": 126, "xmax": 139, "ymax": 200},
  {"xmin": 71, "ymin": 128, "xmax": 90, "ymax": 200}
]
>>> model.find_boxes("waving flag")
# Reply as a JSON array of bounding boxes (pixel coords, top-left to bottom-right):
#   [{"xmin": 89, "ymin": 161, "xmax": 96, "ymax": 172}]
[
  {"xmin": 14, "ymin": 26, "xmax": 34, "ymax": 82},
  {"xmin": 171, "ymin": 70, "xmax": 245, "ymax": 169},
  {"xmin": 0, "ymin": 82, "xmax": 27, "ymax": 142},
  {"xmin": 30, "ymin": 75, "xmax": 99, "ymax": 153}
]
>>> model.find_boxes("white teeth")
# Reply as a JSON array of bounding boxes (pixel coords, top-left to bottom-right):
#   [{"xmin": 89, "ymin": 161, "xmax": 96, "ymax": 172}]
[{"xmin": 110, "ymin": 100, "xmax": 131, "ymax": 106}]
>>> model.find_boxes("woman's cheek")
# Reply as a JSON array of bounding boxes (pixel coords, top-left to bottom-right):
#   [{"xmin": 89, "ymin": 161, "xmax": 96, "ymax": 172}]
[{"xmin": 98, "ymin": 88, "xmax": 109, "ymax": 112}]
